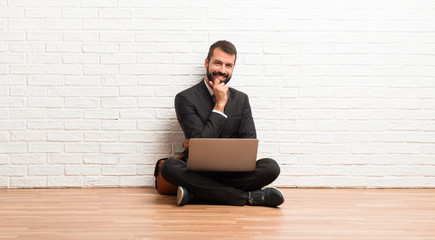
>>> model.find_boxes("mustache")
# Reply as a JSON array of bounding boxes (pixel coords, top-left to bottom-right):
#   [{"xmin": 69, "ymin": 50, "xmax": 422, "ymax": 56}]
[{"xmin": 213, "ymin": 71, "xmax": 228, "ymax": 78}]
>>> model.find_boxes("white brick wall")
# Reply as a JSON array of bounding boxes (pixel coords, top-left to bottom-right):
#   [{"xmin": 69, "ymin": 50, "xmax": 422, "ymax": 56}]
[{"xmin": 1, "ymin": 0, "xmax": 435, "ymax": 188}]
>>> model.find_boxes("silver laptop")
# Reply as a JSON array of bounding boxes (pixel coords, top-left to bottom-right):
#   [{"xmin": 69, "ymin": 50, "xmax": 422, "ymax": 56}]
[{"xmin": 187, "ymin": 138, "xmax": 258, "ymax": 172}]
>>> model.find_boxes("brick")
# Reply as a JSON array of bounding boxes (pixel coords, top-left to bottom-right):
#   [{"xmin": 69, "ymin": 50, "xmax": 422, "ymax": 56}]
[
  {"xmin": 26, "ymin": 8, "xmax": 61, "ymax": 18},
  {"xmin": 0, "ymin": 31, "xmax": 25, "ymax": 40},
  {"xmin": 10, "ymin": 42, "xmax": 44, "ymax": 52},
  {"xmin": 48, "ymin": 131, "xmax": 83, "ymax": 142},
  {"xmin": 66, "ymin": 165, "xmax": 100, "ymax": 176},
  {"xmin": 48, "ymin": 109, "xmax": 83, "ymax": 119},
  {"xmin": 65, "ymin": 143, "xmax": 99, "ymax": 153},
  {"xmin": 0, "ymin": 166, "xmax": 26, "ymax": 176},
  {"xmin": 84, "ymin": 132, "xmax": 118, "ymax": 142},
  {"xmin": 9, "ymin": 0, "xmax": 44, "ymax": 6},
  {"xmin": 0, "ymin": 132, "xmax": 8, "ymax": 141},
  {"xmin": 11, "ymin": 131, "xmax": 46, "ymax": 141},
  {"xmin": 120, "ymin": 65, "xmax": 154, "ymax": 75},
  {"xmin": 65, "ymin": 98, "xmax": 99, "ymax": 108},
  {"xmin": 83, "ymin": 19, "xmax": 117, "ymax": 30},
  {"xmin": 120, "ymin": 176, "xmax": 153, "ymax": 187},
  {"xmin": 155, "ymin": 86, "xmax": 187, "ymax": 97},
  {"xmin": 100, "ymin": 32, "xmax": 135, "ymax": 43},
  {"xmin": 138, "ymin": 121, "xmax": 172, "ymax": 131},
  {"xmin": 99, "ymin": 8, "xmax": 132, "ymax": 18},
  {"xmin": 119, "ymin": 154, "xmax": 148, "ymax": 165},
  {"xmin": 101, "ymin": 76, "xmax": 137, "ymax": 86},
  {"xmin": 65, "ymin": 120, "xmax": 99, "ymax": 130},
  {"xmin": 136, "ymin": 165, "xmax": 154, "ymax": 175},
  {"xmin": 8, "ymin": 19, "xmax": 44, "ymax": 30},
  {"xmin": 11, "ymin": 177, "xmax": 46, "ymax": 188},
  {"xmin": 47, "ymin": 64, "xmax": 82, "ymax": 75},
  {"xmin": 45, "ymin": 19, "xmax": 82, "ymax": 30},
  {"xmin": 101, "ymin": 120, "xmax": 136, "ymax": 131},
  {"xmin": 118, "ymin": 0, "xmax": 155, "ymax": 7},
  {"xmin": 119, "ymin": 43, "xmax": 154, "ymax": 53},
  {"xmin": 63, "ymin": 32, "xmax": 99, "ymax": 42},
  {"xmin": 101, "ymin": 98, "xmax": 137, "ymax": 108},
  {"xmin": 10, "ymin": 64, "xmax": 45, "ymax": 74},
  {"xmin": 28, "ymin": 143, "xmax": 63, "ymax": 153},
  {"xmin": 119, "ymin": 87, "xmax": 154, "ymax": 97},
  {"xmin": 10, "ymin": 154, "xmax": 46, "ymax": 165},
  {"xmin": 100, "ymin": 144, "xmax": 136, "ymax": 154},
  {"xmin": 28, "ymin": 76, "xmax": 63, "ymax": 86},
  {"xmin": 136, "ymin": 143, "xmax": 171, "ymax": 154},
  {"xmin": 65, "ymin": 76, "xmax": 100, "ymax": 86},
  {"xmin": 83, "ymin": 43, "xmax": 117, "ymax": 53},
  {"xmin": 84, "ymin": 154, "xmax": 118, "ymax": 164},
  {"xmin": 83, "ymin": 87, "xmax": 118, "ymax": 97},
  {"xmin": 28, "ymin": 120, "xmax": 63, "ymax": 130},
  {"xmin": 29, "ymin": 165, "xmax": 64, "ymax": 176},
  {"xmin": 0, "ymin": 178, "xmax": 8, "ymax": 188},
  {"xmin": 63, "ymin": 54, "xmax": 99, "ymax": 64},
  {"xmin": 15, "ymin": 82, "xmax": 46, "ymax": 95},
  {"xmin": 120, "ymin": 133, "xmax": 154, "ymax": 143},
  {"xmin": 156, "ymin": 109, "xmax": 176, "ymax": 119},
  {"xmin": 83, "ymin": 110, "xmax": 119, "ymax": 119},
  {"xmin": 46, "ymin": 0, "xmax": 78, "ymax": 7},
  {"xmin": 27, "ymin": 98, "xmax": 64, "ymax": 108},
  {"xmin": 0, "ymin": 121, "xmax": 26, "ymax": 130},
  {"xmin": 47, "ymin": 177, "xmax": 82, "ymax": 187},
  {"xmin": 0, "ymin": 98, "xmax": 25, "ymax": 107},
  {"xmin": 48, "ymin": 154, "xmax": 82, "ymax": 164},
  {"xmin": 102, "ymin": 165, "xmax": 136, "ymax": 176},
  {"xmin": 119, "ymin": 109, "xmax": 154, "ymax": 119},
  {"xmin": 84, "ymin": 65, "xmax": 119, "ymax": 75},
  {"xmin": 0, "ymin": 53, "xmax": 25, "ymax": 63},
  {"xmin": 48, "ymin": 87, "xmax": 81, "ymax": 97},
  {"xmin": 46, "ymin": 42, "xmax": 82, "ymax": 53},
  {"xmin": 62, "ymin": 8, "xmax": 96, "ymax": 18},
  {"xmin": 80, "ymin": 0, "xmax": 116, "ymax": 7}
]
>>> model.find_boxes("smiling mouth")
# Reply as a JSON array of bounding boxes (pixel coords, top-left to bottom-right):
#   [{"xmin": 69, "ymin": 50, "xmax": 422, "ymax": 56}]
[{"xmin": 213, "ymin": 72, "xmax": 228, "ymax": 81}]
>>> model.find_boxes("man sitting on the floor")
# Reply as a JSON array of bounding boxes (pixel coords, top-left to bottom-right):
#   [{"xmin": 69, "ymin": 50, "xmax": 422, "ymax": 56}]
[{"xmin": 161, "ymin": 40, "xmax": 284, "ymax": 207}]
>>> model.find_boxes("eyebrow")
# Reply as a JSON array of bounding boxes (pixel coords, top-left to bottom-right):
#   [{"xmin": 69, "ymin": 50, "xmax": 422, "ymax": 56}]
[{"xmin": 214, "ymin": 60, "xmax": 233, "ymax": 67}]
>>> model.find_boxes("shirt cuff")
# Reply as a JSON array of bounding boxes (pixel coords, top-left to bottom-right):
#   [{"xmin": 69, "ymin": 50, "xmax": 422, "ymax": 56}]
[{"xmin": 212, "ymin": 110, "xmax": 227, "ymax": 118}]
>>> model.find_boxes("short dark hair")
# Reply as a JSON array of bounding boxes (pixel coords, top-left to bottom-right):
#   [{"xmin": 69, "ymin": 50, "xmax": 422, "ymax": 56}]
[{"xmin": 207, "ymin": 40, "xmax": 237, "ymax": 64}]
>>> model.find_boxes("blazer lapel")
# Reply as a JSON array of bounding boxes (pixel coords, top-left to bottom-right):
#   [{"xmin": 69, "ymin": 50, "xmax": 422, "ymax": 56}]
[{"xmin": 194, "ymin": 80, "xmax": 215, "ymax": 111}]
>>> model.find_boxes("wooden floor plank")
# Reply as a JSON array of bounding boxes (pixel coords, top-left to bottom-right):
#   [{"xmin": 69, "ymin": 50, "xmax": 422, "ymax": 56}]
[{"xmin": 1, "ymin": 188, "xmax": 435, "ymax": 240}]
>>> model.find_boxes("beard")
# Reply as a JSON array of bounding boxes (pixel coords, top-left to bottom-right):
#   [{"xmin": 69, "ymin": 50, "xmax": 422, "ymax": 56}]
[{"xmin": 206, "ymin": 66, "xmax": 231, "ymax": 85}]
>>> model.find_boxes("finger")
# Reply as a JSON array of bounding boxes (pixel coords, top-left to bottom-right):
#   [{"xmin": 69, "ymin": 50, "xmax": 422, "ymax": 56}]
[{"xmin": 213, "ymin": 79, "xmax": 220, "ymax": 87}]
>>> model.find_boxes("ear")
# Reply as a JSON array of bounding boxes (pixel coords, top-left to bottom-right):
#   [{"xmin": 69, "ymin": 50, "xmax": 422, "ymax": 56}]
[{"xmin": 204, "ymin": 58, "xmax": 209, "ymax": 69}]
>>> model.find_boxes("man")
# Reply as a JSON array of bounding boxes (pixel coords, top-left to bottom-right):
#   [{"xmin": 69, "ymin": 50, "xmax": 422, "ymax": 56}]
[{"xmin": 161, "ymin": 40, "xmax": 284, "ymax": 207}]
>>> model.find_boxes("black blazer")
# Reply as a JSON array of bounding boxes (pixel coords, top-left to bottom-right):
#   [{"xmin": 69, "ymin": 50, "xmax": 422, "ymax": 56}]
[{"xmin": 175, "ymin": 80, "xmax": 256, "ymax": 139}]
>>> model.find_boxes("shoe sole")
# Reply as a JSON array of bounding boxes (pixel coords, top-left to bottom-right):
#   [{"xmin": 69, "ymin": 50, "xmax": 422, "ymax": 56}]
[{"xmin": 177, "ymin": 186, "xmax": 184, "ymax": 206}]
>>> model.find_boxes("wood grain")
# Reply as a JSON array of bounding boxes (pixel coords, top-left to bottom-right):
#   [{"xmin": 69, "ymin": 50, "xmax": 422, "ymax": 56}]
[{"xmin": 1, "ymin": 188, "xmax": 434, "ymax": 239}]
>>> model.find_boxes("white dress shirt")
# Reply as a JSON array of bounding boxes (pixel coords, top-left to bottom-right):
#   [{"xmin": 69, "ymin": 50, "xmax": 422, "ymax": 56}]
[{"xmin": 204, "ymin": 78, "xmax": 227, "ymax": 118}]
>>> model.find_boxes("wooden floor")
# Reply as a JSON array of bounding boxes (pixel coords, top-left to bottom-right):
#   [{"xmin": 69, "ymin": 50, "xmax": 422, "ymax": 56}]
[{"xmin": 1, "ymin": 188, "xmax": 435, "ymax": 240}]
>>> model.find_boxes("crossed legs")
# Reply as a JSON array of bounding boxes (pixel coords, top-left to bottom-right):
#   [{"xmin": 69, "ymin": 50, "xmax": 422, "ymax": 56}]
[{"xmin": 160, "ymin": 158, "xmax": 280, "ymax": 206}]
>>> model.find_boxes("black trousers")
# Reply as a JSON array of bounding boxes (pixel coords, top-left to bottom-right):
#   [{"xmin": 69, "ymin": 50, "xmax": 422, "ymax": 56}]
[{"xmin": 160, "ymin": 158, "xmax": 280, "ymax": 206}]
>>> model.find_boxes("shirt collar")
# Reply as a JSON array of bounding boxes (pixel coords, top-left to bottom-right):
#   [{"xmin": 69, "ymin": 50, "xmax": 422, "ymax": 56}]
[{"xmin": 203, "ymin": 78, "xmax": 214, "ymax": 96}]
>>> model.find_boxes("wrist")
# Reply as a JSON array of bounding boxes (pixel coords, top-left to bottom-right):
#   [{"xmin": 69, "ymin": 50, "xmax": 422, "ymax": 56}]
[{"xmin": 213, "ymin": 103, "xmax": 225, "ymax": 113}]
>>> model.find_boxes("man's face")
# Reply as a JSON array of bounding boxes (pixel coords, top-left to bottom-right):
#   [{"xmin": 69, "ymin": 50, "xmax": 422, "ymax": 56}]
[{"xmin": 205, "ymin": 48, "xmax": 236, "ymax": 86}]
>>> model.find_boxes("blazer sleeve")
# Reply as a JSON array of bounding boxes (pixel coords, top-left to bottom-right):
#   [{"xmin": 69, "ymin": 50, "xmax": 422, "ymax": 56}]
[
  {"xmin": 175, "ymin": 93, "xmax": 227, "ymax": 139},
  {"xmin": 239, "ymin": 94, "xmax": 257, "ymax": 138}
]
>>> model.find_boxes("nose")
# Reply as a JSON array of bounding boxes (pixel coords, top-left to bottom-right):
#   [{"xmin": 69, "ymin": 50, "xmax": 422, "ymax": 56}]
[{"xmin": 218, "ymin": 64, "xmax": 226, "ymax": 73}]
